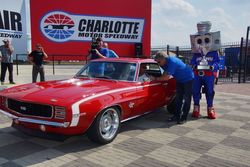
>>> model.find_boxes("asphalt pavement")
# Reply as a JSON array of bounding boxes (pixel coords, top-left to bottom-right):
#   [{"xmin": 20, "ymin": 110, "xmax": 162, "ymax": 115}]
[{"xmin": 0, "ymin": 64, "xmax": 250, "ymax": 167}]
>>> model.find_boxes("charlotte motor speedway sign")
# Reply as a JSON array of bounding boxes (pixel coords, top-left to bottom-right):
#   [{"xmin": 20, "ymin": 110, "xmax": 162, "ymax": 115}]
[{"xmin": 40, "ymin": 11, "xmax": 145, "ymax": 43}]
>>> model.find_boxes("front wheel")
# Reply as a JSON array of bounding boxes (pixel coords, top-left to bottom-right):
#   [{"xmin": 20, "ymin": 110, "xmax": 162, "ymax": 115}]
[{"xmin": 87, "ymin": 107, "xmax": 120, "ymax": 144}]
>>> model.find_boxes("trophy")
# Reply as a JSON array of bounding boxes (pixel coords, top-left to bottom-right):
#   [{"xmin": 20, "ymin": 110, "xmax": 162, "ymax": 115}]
[{"xmin": 197, "ymin": 56, "xmax": 210, "ymax": 70}]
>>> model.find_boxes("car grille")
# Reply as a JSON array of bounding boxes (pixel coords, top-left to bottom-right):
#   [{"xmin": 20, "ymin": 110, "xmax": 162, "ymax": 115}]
[{"xmin": 7, "ymin": 99, "xmax": 53, "ymax": 118}]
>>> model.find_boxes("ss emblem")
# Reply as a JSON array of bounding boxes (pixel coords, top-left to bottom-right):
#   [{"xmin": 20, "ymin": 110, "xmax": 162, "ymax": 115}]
[{"xmin": 20, "ymin": 106, "xmax": 27, "ymax": 111}]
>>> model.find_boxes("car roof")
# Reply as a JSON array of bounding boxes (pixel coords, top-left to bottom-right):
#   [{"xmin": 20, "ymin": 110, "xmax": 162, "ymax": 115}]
[{"xmin": 91, "ymin": 58, "xmax": 156, "ymax": 63}]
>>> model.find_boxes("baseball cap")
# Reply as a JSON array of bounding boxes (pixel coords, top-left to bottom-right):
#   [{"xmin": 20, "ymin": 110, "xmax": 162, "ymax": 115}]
[{"xmin": 2, "ymin": 39, "xmax": 9, "ymax": 43}]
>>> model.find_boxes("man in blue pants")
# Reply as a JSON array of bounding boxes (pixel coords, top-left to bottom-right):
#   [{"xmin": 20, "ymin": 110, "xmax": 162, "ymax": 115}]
[
  {"xmin": 190, "ymin": 21, "xmax": 220, "ymax": 119},
  {"xmin": 152, "ymin": 51, "xmax": 194, "ymax": 124}
]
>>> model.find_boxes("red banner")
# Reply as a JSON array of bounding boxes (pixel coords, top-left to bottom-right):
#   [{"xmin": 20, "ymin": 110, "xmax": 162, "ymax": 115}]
[{"xmin": 30, "ymin": 0, "xmax": 151, "ymax": 60}]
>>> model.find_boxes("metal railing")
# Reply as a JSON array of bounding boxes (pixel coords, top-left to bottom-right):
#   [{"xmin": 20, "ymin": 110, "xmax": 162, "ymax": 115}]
[
  {"xmin": 15, "ymin": 54, "xmax": 28, "ymax": 75},
  {"xmin": 14, "ymin": 39, "xmax": 250, "ymax": 83},
  {"xmin": 15, "ymin": 54, "xmax": 88, "ymax": 75},
  {"xmin": 152, "ymin": 41, "xmax": 249, "ymax": 83}
]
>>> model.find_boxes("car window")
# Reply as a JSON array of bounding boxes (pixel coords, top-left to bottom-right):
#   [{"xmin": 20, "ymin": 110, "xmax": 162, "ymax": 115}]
[
  {"xmin": 148, "ymin": 63, "xmax": 162, "ymax": 72},
  {"xmin": 139, "ymin": 63, "xmax": 162, "ymax": 78},
  {"xmin": 76, "ymin": 61, "xmax": 137, "ymax": 81}
]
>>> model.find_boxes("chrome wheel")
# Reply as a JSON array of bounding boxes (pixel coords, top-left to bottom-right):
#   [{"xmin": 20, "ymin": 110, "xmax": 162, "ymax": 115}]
[{"xmin": 99, "ymin": 108, "xmax": 119, "ymax": 140}]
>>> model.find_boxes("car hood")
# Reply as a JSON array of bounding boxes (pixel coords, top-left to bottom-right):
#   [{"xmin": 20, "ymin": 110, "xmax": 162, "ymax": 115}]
[{"xmin": 0, "ymin": 78, "xmax": 130, "ymax": 105}]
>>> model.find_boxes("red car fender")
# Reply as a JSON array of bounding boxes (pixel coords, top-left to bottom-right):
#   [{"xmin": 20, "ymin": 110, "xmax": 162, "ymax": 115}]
[{"xmin": 69, "ymin": 93, "xmax": 125, "ymax": 133}]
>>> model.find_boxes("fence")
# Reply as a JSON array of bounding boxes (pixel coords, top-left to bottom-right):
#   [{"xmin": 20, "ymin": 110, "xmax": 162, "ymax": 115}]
[
  {"xmin": 14, "ymin": 40, "xmax": 250, "ymax": 83},
  {"xmin": 15, "ymin": 54, "xmax": 88, "ymax": 75},
  {"xmin": 151, "ymin": 41, "xmax": 250, "ymax": 83}
]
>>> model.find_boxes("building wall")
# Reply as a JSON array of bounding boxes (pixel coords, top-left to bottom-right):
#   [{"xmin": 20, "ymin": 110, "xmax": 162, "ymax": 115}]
[{"xmin": 0, "ymin": 0, "xmax": 31, "ymax": 60}]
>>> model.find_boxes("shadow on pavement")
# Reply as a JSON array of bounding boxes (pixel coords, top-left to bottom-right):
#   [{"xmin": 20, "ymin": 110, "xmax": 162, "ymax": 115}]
[{"xmin": 0, "ymin": 107, "xmax": 206, "ymax": 166}]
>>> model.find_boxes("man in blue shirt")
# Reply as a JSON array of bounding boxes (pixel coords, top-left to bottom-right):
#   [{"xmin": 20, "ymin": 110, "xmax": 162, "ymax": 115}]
[
  {"xmin": 103, "ymin": 42, "xmax": 119, "ymax": 58},
  {"xmin": 152, "ymin": 51, "xmax": 194, "ymax": 124}
]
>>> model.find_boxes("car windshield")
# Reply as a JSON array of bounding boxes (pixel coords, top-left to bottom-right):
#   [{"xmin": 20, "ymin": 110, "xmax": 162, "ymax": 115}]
[{"xmin": 76, "ymin": 61, "xmax": 137, "ymax": 81}]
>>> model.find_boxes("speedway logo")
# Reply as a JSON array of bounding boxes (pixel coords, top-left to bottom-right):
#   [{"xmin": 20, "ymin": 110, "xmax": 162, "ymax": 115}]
[
  {"xmin": 41, "ymin": 12, "xmax": 75, "ymax": 42},
  {"xmin": 40, "ymin": 11, "xmax": 145, "ymax": 43}
]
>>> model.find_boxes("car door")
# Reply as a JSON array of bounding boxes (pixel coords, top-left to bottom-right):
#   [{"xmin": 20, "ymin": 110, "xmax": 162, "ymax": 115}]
[
  {"xmin": 135, "ymin": 63, "xmax": 167, "ymax": 114},
  {"xmin": 146, "ymin": 63, "xmax": 169, "ymax": 108}
]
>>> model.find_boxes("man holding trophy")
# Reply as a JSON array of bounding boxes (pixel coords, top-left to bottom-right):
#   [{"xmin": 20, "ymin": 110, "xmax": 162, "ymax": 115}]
[{"xmin": 190, "ymin": 21, "xmax": 220, "ymax": 119}]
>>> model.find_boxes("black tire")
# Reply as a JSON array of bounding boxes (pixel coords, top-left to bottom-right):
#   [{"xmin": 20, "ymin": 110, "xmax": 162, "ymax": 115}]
[
  {"xmin": 87, "ymin": 107, "xmax": 121, "ymax": 144},
  {"xmin": 167, "ymin": 96, "xmax": 176, "ymax": 114}
]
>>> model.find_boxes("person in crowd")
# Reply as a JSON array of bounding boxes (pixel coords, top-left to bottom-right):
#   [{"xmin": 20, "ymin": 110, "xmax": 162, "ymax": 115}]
[
  {"xmin": 89, "ymin": 37, "xmax": 109, "ymax": 60},
  {"xmin": 214, "ymin": 50, "xmax": 223, "ymax": 85},
  {"xmin": 28, "ymin": 43, "xmax": 48, "ymax": 83},
  {"xmin": 103, "ymin": 42, "xmax": 119, "ymax": 58},
  {"xmin": 151, "ymin": 51, "xmax": 194, "ymax": 124},
  {"xmin": 0, "ymin": 39, "xmax": 15, "ymax": 85},
  {"xmin": 138, "ymin": 64, "xmax": 150, "ymax": 82},
  {"xmin": 87, "ymin": 38, "xmax": 110, "ymax": 76}
]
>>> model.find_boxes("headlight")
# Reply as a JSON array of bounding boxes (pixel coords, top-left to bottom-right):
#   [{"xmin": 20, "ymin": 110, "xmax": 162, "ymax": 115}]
[{"xmin": 54, "ymin": 106, "xmax": 66, "ymax": 119}]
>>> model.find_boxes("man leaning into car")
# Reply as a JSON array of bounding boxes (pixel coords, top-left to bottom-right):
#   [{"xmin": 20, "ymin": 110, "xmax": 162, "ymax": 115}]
[{"xmin": 151, "ymin": 51, "xmax": 194, "ymax": 124}]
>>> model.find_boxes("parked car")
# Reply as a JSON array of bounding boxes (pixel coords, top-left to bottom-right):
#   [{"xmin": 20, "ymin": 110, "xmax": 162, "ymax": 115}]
[{"xmin": 0, "ymin": 58, "xmax": 176, "ymax": 144}]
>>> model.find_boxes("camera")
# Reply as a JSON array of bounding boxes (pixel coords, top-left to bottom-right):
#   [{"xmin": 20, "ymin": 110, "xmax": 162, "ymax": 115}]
[{"xmin": 90, "ymin": 37, "xmax": 98, "ymax": 54}]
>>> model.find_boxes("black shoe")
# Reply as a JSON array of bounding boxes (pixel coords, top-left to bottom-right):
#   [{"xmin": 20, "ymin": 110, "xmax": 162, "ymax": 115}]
[
  {"xmin": 177, "ymin": 117, "xmax": 187, "ymax": 124},
  {"xmin": 177, "ymin": 120, "xmax": 186, "ymax": 125},
  {"xmin": 9, "ymin": 82, "xmax": 16, "ymax": 84},
  {"xmin": 169, "ymin": 116, "xmax": 178, "ymax": 122},
  {"xmin": 181, "ymin": 116, "xmax": 187, "ymax": 122}
]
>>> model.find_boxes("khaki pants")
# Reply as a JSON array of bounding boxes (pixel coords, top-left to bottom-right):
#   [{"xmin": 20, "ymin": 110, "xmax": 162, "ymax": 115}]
[{"xmin": 32, "ymin": 65, "xmax": 45, "ymax": 83}]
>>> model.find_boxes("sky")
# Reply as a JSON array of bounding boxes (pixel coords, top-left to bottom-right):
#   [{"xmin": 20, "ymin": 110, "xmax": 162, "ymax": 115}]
[{"xmin": 151, "ymin": 0, "xmax": 250, "ymax": 47}]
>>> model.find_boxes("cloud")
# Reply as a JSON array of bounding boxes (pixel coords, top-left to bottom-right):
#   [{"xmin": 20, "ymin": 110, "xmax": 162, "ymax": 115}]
[
  {"xmin": 208, "ymin": 7, "xmax": 233, "ymax": 30},
  {"xmin": 151, "ymin": 1, "xmax": 245, "ymax": 46},
  {"xmin": 152, "ymin": 17, "xmax": 185, "ymax": 30},
  {"xmin": 242, "ymin": 11, "xmax": 250, "ymax": 20},
  {"xmin": 216, "ymin": 0, "xmax": 250, "ymax": 4},
  {"xmin": 207, "ymin": 7, "xmax": 238, "ymax": 42},
  {"xmin": 152, "ymin": 0, "xmax": 198, "ymax": 46},
  {"xmin": 153, "ymin": 0, "xmax": 198, "ymax": 17}
]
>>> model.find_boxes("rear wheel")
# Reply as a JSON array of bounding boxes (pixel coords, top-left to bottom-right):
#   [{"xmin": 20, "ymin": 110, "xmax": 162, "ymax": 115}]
[
  {"xmin": 167, "ymin": 96, "xmax": 176, "ymax": 114},
  {"xmin": 87, "ymin": 107, "xmax": 120, "ymax": 144}
]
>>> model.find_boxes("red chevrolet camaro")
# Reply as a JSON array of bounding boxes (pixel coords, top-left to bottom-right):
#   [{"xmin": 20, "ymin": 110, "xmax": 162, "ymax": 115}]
[{"xmin": 0, "ymin": 58, "xmax": 176, "ymax": 144}]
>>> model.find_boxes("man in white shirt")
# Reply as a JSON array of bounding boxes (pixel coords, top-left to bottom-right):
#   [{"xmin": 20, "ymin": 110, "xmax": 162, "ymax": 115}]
[
  {"xmin": 0, "ymin": 39, "xmax": 15, "ymax": 85},
  {"xmin": 138, "ymin": 64, "xmax": 150, "ymax": 82}
]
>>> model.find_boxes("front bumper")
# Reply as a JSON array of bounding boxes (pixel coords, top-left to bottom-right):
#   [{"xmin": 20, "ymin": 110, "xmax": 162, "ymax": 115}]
[
  {"xmin": 0, "ymin": 109, "xmax": 69, "ymax": 128},
  {"xmin": 12, "ymin": 122, "xmax": 69, "ymax": 141}
]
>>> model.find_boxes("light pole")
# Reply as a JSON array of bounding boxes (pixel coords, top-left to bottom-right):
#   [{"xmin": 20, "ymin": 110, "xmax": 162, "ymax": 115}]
[
  {"xmin": 243, "ymin": 26, "xmax": 250, "ymax": 83},
  {"xmin": 238, "ymin": 37, "xmax": 244, "ymax": 83}
]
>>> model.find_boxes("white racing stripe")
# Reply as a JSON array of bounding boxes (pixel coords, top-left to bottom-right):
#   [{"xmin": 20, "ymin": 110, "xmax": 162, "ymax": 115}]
[{"xmin": 70, "ymin": 83, "xmax": 161, "ymax": 127}]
